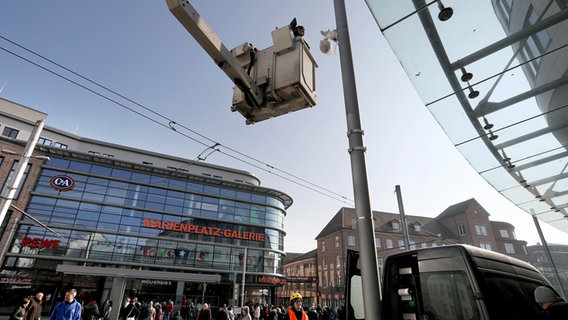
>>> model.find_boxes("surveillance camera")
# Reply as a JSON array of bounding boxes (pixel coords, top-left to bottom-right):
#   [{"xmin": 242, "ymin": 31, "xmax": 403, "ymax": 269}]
[{"xmin": 320, "ymin": 39, "xmax": 333, "ymax": 54}]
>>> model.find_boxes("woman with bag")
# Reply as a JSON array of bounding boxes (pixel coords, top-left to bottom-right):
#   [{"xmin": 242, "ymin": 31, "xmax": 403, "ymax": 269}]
[{"xmin": 10, "ymin": 297, "xmax": 31, "ymax": 320}]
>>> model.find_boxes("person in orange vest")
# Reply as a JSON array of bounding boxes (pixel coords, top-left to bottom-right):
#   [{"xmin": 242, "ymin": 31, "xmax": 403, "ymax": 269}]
[{"xmin": 284, "ymin": 294, "xmax": 307, "ymax": 320}]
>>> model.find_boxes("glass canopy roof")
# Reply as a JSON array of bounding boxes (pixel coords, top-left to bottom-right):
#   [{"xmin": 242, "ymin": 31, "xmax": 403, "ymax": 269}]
[{"xmin": 364, "ymin": 0, "xmax": 568, "ymax": 234}]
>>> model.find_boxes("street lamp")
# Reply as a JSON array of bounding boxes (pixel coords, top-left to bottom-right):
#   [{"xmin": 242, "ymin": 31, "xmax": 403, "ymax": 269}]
[
  {"xmin": 330, "ymin": 0, "xmax": 382, "ymax": 318},
  {"xmin": 0, "ymin": 119, "xmax": 47, "ymax": 227}
]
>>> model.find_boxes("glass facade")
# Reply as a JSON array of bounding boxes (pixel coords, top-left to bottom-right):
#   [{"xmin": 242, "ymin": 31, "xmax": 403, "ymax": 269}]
[{"xmin": 1, "ymin": 155, "xmax": 289, "ymax": 314}]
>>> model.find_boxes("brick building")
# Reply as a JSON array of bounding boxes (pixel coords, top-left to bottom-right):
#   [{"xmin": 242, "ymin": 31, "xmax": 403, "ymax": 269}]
[{"xmin": 278, "ymin": 250, "xmax": 317, "ymax": 307}]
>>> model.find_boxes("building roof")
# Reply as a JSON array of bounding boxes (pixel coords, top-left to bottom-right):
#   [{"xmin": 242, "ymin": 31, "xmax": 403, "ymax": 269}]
[
  {"xmin": 436, "ymin": 198, "xmax": 480, "ymax": 219},
  {"xmin": 315, "ymin": 207, "xmax": 436, "ymax": 239},
  {"xmin": 283, "ymin": 249, "xmax": 317, "ymax": 265},
  {"xmin": 315, "ymin": 199, "xmax": 512, "ymax": 243}
]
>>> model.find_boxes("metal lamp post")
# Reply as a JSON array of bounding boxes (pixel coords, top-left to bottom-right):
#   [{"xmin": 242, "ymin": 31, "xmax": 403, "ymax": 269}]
[{"xmin": 333, "ymin": 0, "xmax": 382, "ymax": 318}]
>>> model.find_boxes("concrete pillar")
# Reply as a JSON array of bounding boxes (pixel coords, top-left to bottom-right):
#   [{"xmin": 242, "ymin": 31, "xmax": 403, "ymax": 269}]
[
  {"xmin": 175, "ymin": 281, "xmax": 185, "ymax": 312},
  {"xmin": 110, "ymin": 277, "xmax": 127, "ymax": 320}
]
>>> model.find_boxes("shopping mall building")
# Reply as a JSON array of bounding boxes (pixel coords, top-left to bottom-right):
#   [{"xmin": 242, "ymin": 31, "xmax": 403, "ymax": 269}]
[{"xmin": 0, "ymin": 98, "xmax": 289, "ymax": 317}]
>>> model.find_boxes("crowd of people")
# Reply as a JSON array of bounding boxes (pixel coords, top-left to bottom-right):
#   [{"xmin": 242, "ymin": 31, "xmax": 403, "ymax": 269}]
[{"xmin": 8, "ymin": 286, "xmax": 567, "ymax": 320}]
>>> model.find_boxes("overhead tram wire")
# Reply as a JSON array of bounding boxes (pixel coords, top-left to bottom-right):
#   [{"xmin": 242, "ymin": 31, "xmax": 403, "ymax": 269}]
[{"xmin": 0, "ymin": 35, "xmax": 354, "ymax": 206}]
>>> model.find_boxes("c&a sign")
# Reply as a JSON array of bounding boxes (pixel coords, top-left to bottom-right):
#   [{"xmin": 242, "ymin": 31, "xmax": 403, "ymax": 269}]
[{"xmin": 50, "ymin": 175, "xmax": 75, "ymax": 191}]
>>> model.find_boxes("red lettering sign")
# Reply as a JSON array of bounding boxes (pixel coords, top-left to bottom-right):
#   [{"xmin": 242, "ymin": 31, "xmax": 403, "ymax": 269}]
[
  {"xmin": 21, "ymin": 237, "xmax": 60, "ymax": 250},
  {"xmin": 142, "ymin": 219, "xmax": 265, "ymax": 242}
]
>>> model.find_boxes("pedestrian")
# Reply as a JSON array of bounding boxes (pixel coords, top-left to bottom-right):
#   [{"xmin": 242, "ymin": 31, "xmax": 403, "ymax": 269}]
[
  {"xmin": 10, "ymin": 297, "xmax": 31, "ymax": 320},
  {"xmin": 188, "ymin": 303, "xmax": 195, "ymax": 320},
  {"xmin": 197, "ymin": 304, "xmax": 211, "ymax": 320},
  {"xmin": 217, "ymin": 305, "xmax": 228, "ymax": 320},
  {"xmin": 148, "ymin": 302, "xmax": 156, "ymax": 320},
  {"xmin": 138, "ymin": 302, "xmax": 152, "ymax": 320},
  {"xmin": 321, "ymin": 307, "xmax": 331, "ymax": 320},
  {"xmin": 306, "ymin": 307, "xmax": 317, "ymax": 320},
  {"xmin": 163, "ymin": 300, "xmax": 174, "ymax": 320},
  {"xmin": 534, "ymin": 286, "xmax": 568, "ymax": 320},
  {"xmin": 120, "ymin": 298, "xmax": 131, "ymax": 319},
  {"xmin": 101, "ymin": 300, "xmax": 112, "ymax": 320},
  {"xmin": 180, "ymin": 296, "xmax": 189, "ymax": 320},
  {"xmin": 284, "ymin": 294, "xmax": 307, "ymax": 320},
  {"xmin": 122, "ymin": 298, "xmax": 140, "ymax": 320},
  {"xmin": 240, "ymin": 307, "xmax": 251, "ymax": 320},
  {"xmin": 253, "ymin": 306, "xmax": 260, "ymax": 320},
  {"xmin": 227, "ymin": 307, "xmax": 234, "ymax": 320},
  {"xmin": 26, "ymin": 293, "xmax": 43, "ymax": 320},
  {"xmin": 49, "ymin": 289, "xmax": 82, "ymax": 320},
  {"xmin": 34, "ymin": 293, "xmax": 44, "ymax": 320},
  {"xmin": 81, "ymin": 300, "xmax": 100, "ymax": 320},
  {"xmin": 154, "ymin": 303, "xmax": 163, "ymax": 320}
]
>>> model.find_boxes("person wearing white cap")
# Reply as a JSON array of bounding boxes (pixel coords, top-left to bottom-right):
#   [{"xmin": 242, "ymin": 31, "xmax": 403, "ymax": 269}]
[{"xmin": 534, "ymin": 286, "xmax": 568, "ymax": 319}]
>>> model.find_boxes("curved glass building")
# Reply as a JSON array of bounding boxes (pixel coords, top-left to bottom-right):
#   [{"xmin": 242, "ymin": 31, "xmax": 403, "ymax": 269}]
[{"xmin": 0, "ymin": 98, "xmax": 291, "ymax": 317}]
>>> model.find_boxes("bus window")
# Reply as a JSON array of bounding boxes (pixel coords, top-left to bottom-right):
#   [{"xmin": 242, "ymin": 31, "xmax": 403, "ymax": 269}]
[
  {"xmin": 420, "ymin": 271, "xmax": 480, "ymax": 320},
  {"xmin": 479, "ymin": 271, "xmax": 543, "ymax": 320}
]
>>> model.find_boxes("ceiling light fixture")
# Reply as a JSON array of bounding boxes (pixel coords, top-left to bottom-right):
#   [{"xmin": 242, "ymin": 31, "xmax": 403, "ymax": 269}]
[{"xmin": 437, "ymin": 1, "xmax": 454, "ymax": 21}]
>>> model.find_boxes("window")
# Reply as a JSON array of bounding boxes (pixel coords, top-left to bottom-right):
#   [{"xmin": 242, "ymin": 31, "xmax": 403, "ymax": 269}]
[
  {"xmin": 2, "ymin": 127, "xmax": 19, "ymax": 138},
  {"xmin": 88, "ymin": 151, "xmax": 101, "ymax": 155},
  {"xmin": 322, "ymin": 258, "xmax": 327, "ymax": 269},
  {"xmin": 54, "ymin": 142, "xmax": 68, "ymax": 149},
  {"xmin": 392, "ymin": 221, "xmax": 400, "ymax": 230},
  {"xmin": 336, "ymin": 255, "xmax": 341, "ymax": 268},
  {"xmin": 38, "ymin": 137, "xmax": 52, "ymax": 145},
  {"xmin": 351, "ymin": 219, "xmax": 357, "ymax": 229},
  {"xmin": 321, "ymin": 240, "xmax": 326, "ymax": 251},
  {"xmin": 386, "ymin": 239, "xmax": 393, "ymax": 249},
  {"xmin": 496, "ymin": 0, "xmax": 513, "ymax": 26},
  {"xmin": 334, "ymin": 236, "xmax": 339, "ymax": 248},
  {"xmin": 375, "ymin": 238, "xmax": 381, "ymax": 248},
  {"xmin": 520, "ymin": 5, "xmax": 551, "ymax": 81},
  {"xmin": 414, "ymin": 224, "xmax": 421, "ymax": 232},
  {"xmin": 458, "ymin": 225, "xmax": 467, "ymax": 236},
  {"xmin": 303, "ymin": 263, "xmax": 310, "ymax": 275},
  {"xmin": 421, "ymin": 242, "xmax": 428, "ymax": 249},
  {"xmin": 480, "ymin": 243, "xmax": 492, "ymax": 251},
  {"xmin": 420, "ymin": 271, "xmax": 479, "ymax": 320},
  {"xmin": 504, "ymin": 243, "xmax": 515, "ymax": 254},
  {"xmin": 500, "ymin": 229, "xmax": 509, "ymax": 238},
  {"xmin": 347, "ymin": 236, "xmax": 356, "ymax": 246},
  {"xmin": 398, "ymin": 240, "xmax": 405, "ymax": 249},
  {"xmin": 475, "ymin": 224, "xmax": 488, "ymax": 236},
  {"xmin": 409, "ymin": 241, "xmax": 416, "ymax": 250}
]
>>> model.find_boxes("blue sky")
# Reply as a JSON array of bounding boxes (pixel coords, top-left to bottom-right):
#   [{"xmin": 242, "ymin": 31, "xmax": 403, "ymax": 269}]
[{"xmin": 1, "ymin": 1, "xmax": 566, "ymax": 252}]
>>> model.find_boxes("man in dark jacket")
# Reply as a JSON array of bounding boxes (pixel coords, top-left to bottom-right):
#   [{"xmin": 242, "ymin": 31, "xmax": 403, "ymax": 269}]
[
  {"xmin": 26, "ymin": 294, "xmax": 40, "ymax": 320},
  {"xmin": 534, "ymin": 286, "xmax": 568, "ymax": 320},
  {"xmin": 121, "ymin": 298, "xmax": 141, "ymax": 320}
]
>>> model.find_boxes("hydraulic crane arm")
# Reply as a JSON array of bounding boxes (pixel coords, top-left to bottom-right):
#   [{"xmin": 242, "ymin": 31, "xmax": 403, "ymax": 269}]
[{"xmin": 165, "ymin": 0, "xmax": 265, "ymax": 107}]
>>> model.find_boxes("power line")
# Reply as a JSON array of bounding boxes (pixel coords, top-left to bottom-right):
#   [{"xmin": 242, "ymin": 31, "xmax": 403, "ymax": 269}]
[{"xmin": 0, "ymin": 34, "xmax": 355, "ymax": 206}]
